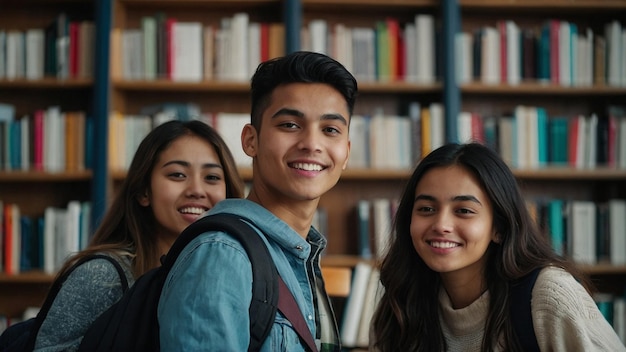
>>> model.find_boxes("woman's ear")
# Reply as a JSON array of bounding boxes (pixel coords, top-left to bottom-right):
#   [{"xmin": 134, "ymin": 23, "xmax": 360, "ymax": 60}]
[
  {"xmin": 241, "ymin": 123, "xmax": 258, "ymax": 157},
  {"xmin": 493, "ymin": 232, "xmax": 502, "ymax": 244},
  {"xmin": 137, "ymin": 191, "xmax": 150, "ymax": 207}
]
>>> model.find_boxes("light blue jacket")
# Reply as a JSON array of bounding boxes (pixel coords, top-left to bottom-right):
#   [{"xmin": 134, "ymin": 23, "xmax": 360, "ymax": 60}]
[{"xmin": 158, "ymin": 199, "xmax": 340, "ymax": 351}]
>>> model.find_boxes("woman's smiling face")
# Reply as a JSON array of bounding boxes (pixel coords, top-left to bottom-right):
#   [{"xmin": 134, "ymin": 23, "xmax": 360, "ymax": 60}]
[{"xmin": 410, "ymin": 165, "xmax": 498, "ymax": 282}]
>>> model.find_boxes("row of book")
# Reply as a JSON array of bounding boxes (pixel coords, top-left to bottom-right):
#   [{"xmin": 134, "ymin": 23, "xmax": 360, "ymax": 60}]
[
  {"xmin": 0, "ymin": 13, "xmax": 95, "ymax": 80},
  {"xmin": 462, "ymin": 105, "xmax": 626, "ymax": 170},
  {"xmin": 114, "ymin": 12, "xmax": 285, "ymax": 82},
  {"xmin": 456, "ymin": 19, "xmax": 625, "ymax": 87},
  {"xmin": 531, "ymin": 198, "xmax": 626, "ymax": 266},
  {"xmin": 0, "ymin": 103, "xmax": 92, "ymax": 172},
  {"xmin": 302, "ymin": 15, "xmax": 437, "ymax": 84},
  {"xmin": 114, "ymin": 12, "xmax": 437, "ymax": 84},
  {"xmin": 0, "ymin": 200, "xmax": 92, "ymax": 275}
]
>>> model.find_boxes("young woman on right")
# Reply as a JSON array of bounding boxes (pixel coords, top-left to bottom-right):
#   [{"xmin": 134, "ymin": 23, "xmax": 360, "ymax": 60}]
[{"xmin": 371, "ymin": 142, "xmax": 625, "ymax": 352}]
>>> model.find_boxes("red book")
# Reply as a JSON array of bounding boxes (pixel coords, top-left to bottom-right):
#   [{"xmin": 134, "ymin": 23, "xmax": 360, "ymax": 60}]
[
  {"xmin": 498, "ymin": 21, "xmax": 507, "ymax": 84},
  {"xmin": 260, "ymin": 22, "xmax": 270, "ymax": 62},
  {"xmin": 3, "ymin": 204, "xmax": 13, "ymax": 274},
  {"xmin": 69, "ymin": 21, "xmax": 80, "ymax": 78},
  {"xmin": 567, "ymin": 116, "xmax": 580, "ymax": 168},
  {"xmin": 33, "ymin": 109, "xmax": 45, "ymax": 171},
  {"xmin": 165, "ymin": 18, "xmax": 176, "ymax": 80}
]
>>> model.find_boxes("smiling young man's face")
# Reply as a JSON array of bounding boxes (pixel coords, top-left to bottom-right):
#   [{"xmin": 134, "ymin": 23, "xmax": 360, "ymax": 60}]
[{"xmin": 242, "ymin": 82, "xmax": 351, "ymax": 206}]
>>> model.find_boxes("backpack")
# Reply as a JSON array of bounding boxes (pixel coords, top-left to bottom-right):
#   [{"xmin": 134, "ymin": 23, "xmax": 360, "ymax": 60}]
[
  {"xmin": 510, "ymin": 267, "xmax": 541, "ymax": 352},
  {"xmin": 78, "ymin": 213, "xmax": 288, "ymax": 352},
  {"xmin": 0, "ymin": 254, "xmax": 128, "ymax": 352}
]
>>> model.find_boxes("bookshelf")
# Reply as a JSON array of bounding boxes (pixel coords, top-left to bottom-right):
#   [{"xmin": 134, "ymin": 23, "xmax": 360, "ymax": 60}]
[{"xmin": 1, "ymin": 0, "xmax": 625, "ymax": 348}]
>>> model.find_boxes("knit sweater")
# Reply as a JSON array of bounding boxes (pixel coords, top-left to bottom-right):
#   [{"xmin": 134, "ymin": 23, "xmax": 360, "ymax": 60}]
[
  {"xmin": 439, "ymin": 266, "xmax": 626, "ymax": 351},
  {"xmin": 33, "ymin": 254, "xmax": 134, "ymax": 352}
]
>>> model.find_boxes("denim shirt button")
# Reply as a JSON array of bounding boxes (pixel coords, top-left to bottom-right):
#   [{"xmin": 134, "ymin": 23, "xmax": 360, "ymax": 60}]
[
  {"xmin": 307, "ymin": 314, "xmax": 313, "ymax": 320},
  {"xmin": 295, "ymin": 245, "xmax": 303, "ymax": 251}
]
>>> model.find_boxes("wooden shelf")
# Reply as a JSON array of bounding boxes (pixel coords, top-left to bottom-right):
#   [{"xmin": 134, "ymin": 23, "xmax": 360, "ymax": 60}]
[
  {"xmin": 460, "ymin": 0, "xmax": 626, "ymax": 10},
  {"xmin": 0, "ymin": 170, "xmax": 92, "ymax": 182},
  {"xmin": 0, "ymin": 78, "xmax": 92, "ymax": 89},
  {"xmin": 461, "ymin": 82, "xmax": 626, "ymax": 96}
]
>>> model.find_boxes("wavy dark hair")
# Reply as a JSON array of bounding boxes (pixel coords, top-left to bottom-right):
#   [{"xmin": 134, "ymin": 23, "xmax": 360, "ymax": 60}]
[
  {"xmin": 372, "ymin": 142, "xmax": 591, "ymax": 351},
  {"xmin": 250, "ymin": 50, "xmax": 358, "ymax": 131},
  {"xmin": 56, "ymin": 120, "xmax": 245, "ymax": 279}
]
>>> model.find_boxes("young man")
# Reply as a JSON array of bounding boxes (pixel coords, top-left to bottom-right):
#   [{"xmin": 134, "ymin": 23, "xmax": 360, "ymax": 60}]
[{"xmin": 158, "ymin": 51, "xmax": 357, "ymax": 351}]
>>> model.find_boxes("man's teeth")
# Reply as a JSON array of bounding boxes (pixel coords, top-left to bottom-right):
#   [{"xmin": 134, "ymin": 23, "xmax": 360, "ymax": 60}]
[
  {"xmin": 430, "ymin": 241, "xmax": 459, "ymax": 249},
  {"xmin": 179, "ymin": 207, "xmax": 205, "ymax": 215},
  {"xmin": 292, "ymin": 162, "xmax": 323, "ymax": 171}
]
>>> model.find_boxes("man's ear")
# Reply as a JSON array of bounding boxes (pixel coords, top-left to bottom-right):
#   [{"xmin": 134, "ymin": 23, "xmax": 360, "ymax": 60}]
[
  {"xmin": 242, "ymin": 123, "xmax": 258, "ymax": 157},
  {"xmin": 342, "ymin": 140, "xmax": 351, "ymax": 170}
]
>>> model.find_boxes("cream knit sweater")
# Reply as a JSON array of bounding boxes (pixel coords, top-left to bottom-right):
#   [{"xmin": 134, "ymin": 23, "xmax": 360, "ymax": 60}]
[{"xmin": 439, "ymin": 266, "xmax": 626, "ymax": 351}]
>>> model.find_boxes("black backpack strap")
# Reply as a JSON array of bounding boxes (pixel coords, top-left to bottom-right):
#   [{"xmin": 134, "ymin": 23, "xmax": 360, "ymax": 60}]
[
  {"xmin": 510, "ymin": 267, "xmax": 542, "ymax": 352},
  {"xmin": 24, "ymin": 254, "xmax": 128, "ymax": 351},
  {"xmin": 277, "ymin": 276, "xmax": 318, "ymax": 352},
  {"xmin": 170, "ymin": 213, "xmax": 279, "ymax": 351}
]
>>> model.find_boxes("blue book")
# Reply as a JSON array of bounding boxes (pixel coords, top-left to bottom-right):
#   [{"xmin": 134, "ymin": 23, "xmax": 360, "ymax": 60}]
[
  {"xmin": 548, "ymin": 199, "xmax": 564, "ymax": 256},
  {"xmin": 548, "ymin": 117, "xmax": 569, "ymax": 165},
  {"xmin": 20, "ymin": 216, "xmax": 34, "ymax": 271},
  {"xmin": 536, "ymin": 107, "xmax": 548, "ymax": 166},
  {"xmin": 538, "ymin": 23, "xmax": 551, "ymax": 82}
]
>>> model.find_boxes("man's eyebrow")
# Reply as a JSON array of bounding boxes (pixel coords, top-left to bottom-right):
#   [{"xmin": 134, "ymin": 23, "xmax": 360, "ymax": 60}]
[{"xmin": 271, "ymin": 108, "xmax": 348, "ymax": 125}]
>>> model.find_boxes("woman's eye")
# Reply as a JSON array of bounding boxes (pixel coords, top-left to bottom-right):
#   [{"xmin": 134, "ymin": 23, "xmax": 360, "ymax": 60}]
[
  {"xmin": 205, "ymin": 174, "xmax": 222, "ymax": 181},
  {"xmin": 168, "ymin": 172, "xmax": 185, "ymax": 179}
]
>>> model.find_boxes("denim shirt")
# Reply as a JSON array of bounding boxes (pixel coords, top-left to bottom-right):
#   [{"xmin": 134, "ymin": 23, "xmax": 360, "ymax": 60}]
[{"xmin": 158, "ymin": 199, "xmax": 340, "ymax": 351}]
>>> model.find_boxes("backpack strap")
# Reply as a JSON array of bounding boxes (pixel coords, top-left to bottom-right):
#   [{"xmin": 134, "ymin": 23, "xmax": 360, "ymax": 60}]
[
  {"xmin": 510, "ymin": 267, "xmax": 542, "ymax": 352},
  {"xmin": 277, "ymin": 275, "xmax": 318, "ymax": 352},
  {"xmin": 171, "ymin": 213, "xmax": 279, "ymax": 351},
  {"xmin": 24, "ymin": 254, "xmax": 128, "ymax": 351}
]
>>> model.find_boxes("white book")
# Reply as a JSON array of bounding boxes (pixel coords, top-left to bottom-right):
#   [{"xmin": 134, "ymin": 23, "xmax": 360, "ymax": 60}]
[
  {"xmin": 415, "ymin": 14, "xmax": 435, "ymax": 84},
  {"xmin": 333, "ymin": 23, "xmax": 353, "ymax": 74},
  {"xmin": 248, "ymin": 22, "xmax": 261, "ymax": 80},
  {"xmin": 172, "ymin": 22, "xmax": 203, "ymax": 81},
  {"xmin": 429, "ymin": 103, "xmax": 445, "ymax": 152},
  {"xmin": 455, "ymin": 32, "xmax": 472, "ymax": 84},
  {"xmin": 6, "ymin": 30, "xmax": 24, "ymax": 80},
  {"xmin": 44, "ymin": 106, "xmax": 65, "ymax": 173},
  {"xmin": 122, "ymin": 29, "xmax": 143, "ymax": 80},
  {"xmin": 567, "ymin": 200, "xmax": 597, "ymax": 265},
  {"xmin": 608, "ymin": 199, "xmax": 626, "ymax": 265},
  {"xmin": 368, "ymin": 109, "xmax": 387, "ymax": 169},
  {"xmin": 506, "ymin": 20, "xmax": 520, "ymax": 85},
  {"xmin": 372, "ymin": 198, "xmax": 392, "ymax": 259},
  {"xmin": 309, "ymin": 19, "xmax": 328, "ymax": 55},
  {"xmin": 355, "ymin": 267, "xmax": 382, "ymax": 347},
  {"xmin": 481, "ymin": 26, "xmax": 500, "ymax": 85},
  {"xmin": 214, "ymin": 112, "xmax": 252, "ymax": 168},
  {"xmin": 585, "ymin": 113, "xmax": 598, "ymax": 169},
  {"xmin": 25, "ymin": 28, "xmax": 45, "ymax": 80},
  {"xmin": 458, "ymin": 111, "xmax": 473, "ymax": 143},
  {"xmin": 142, "ymin": 16, "xmax": 157, "ymax": 80},
  {"xmin": 340, "ymin": 262, "xmax": 372, "ymax": 347},
  {"xmin": 53, "ymin": 208, "xmax": 69, "ymax": 272},
  {"xmin": 229, "ymin": 13, "xmax": 249, "ymax": 81},
  {"xmin": 351, "ymin": 27, "xmax": 376, "ymax": 82},
  {"xmin": 44, "ymin": 207, "xmax": 57, "ymax": 274},
  {"xmin": 65, "ymin": 200, "xmax": 82, "ymax": 257},
  {"xmin": 347, "ymin": 114, "xmax": 369, "ymax": 169}
]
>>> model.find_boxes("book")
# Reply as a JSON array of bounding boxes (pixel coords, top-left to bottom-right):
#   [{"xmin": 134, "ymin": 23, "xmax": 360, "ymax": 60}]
[
  {"xmin": 608, "ymin": 199, "xmax": 626, "ymax": 265},
  {"xmin": 567, "ymin": 200, "xmax": 596, "ymax": 264},
  {"xmin": 355, "ymin": 267, "xmax": 382, "ymax": 347},
  {"xmin": 340, "ymin": 262, "xmax": 372, "ymax": 347},
  {"xmin": 356, "ymin": 200, "xmax": 372, "ymax": 259}
]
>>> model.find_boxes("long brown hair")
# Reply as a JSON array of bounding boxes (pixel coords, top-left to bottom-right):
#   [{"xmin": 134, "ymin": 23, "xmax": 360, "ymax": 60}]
[
  {"xmin": 372, "ymin": 142, "xmax": 591, "ymax": 352},
  {"xmin": 56, "ymin": 120, "xmax": 245, "ymax": 279}
]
